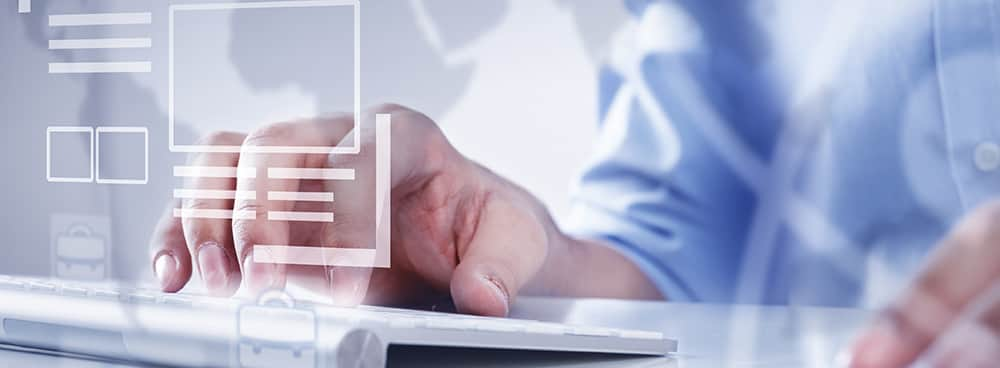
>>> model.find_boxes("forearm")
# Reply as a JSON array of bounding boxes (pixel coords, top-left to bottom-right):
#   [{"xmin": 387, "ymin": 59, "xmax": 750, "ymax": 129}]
[
  {"xmin": 532, "ymin": 231, "xmax": 664, "ymax": 300},
  {"xmin": 474, "ymin": 165, "xmax": 662, "ymax": 300}
]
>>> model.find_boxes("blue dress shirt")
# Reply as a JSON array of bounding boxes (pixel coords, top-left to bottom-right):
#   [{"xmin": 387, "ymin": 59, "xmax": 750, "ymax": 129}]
[{"xmin": 566, "ymin": 0, "xmax": 1000, "ymax": 307}]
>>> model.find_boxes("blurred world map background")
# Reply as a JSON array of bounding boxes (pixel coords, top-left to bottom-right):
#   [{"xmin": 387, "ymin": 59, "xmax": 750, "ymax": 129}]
[{"xmin": 1, "ymin": 0, "xmax": 629, "ymax": 279}]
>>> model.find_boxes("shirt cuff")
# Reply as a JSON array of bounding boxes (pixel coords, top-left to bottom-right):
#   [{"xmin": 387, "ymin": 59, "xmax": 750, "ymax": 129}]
[{"xmin": 563, "ymin": 201, "xmax": 697, "ymax": 302}]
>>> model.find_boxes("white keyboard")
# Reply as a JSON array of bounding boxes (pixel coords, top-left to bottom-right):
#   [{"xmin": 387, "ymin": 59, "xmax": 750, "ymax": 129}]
[{"xmin": 0, "ymin": 275, "xmax": 676, "ymax": 367}]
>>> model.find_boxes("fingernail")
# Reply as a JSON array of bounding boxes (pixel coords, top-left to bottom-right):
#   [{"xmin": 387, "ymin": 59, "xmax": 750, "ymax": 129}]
[
  {"xmin": 483, "ymin": 275, "xmax": 510, "ymax": 316},
  {"xmin": 197, "ymin": 242, "xmax": 229, "ymax": 291},
  {"xmin": 328, "ymin": 267, "xmax": 369, "ymax": 306},
  {"xmin": 849, "ymin": 318, "xmax": 904, "ymax": 368},
  {"xmin": 243, "ymin": 255, "xmax": 274, "ymax": 291},
  {"xmin": 153, "ymin": 252, "xmax": 177, "ymax": 289}
]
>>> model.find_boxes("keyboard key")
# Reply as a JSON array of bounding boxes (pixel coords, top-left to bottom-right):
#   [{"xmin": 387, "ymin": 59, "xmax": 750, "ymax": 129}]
[
  {"xmin": 475, "ymin": 321, "xmax": 524, "ymax": 333},
  {"xmin": 60, "ymin": 285, "xmax": 90, "ymax": 297},
  {"xmin": 93, "ymin": 289, "xmax": 121, "ymax": 299},
  {"xmin": 193, "ymin": 297, "xmax": 240, "ymax": 309},
  {"xmin": 523, "ymin": 322, "xmax": 566, "ymax": 335},
  {"xmin": 127, "ymin": 292, "xmax": 158, "ymax": 304},
  {"xmin": 618, "ymin": 329, "xmax": 664, "ymax": 340},
  {"xmin": 356, "ymin": 313, "xmax": 391, "ymax": 325},
  {"xmin": 25, "ymin": 281, "xmax": 57, "ymax": 293},
  {"xmin": 0, "ymin": 279, "xmax": 26, "ymax": 290},
  {"xmin": 387, "ymin": 317, "xmax": 425, "ymax": 329},
  {"xmin": 568, "ymin": 326, "xmax": 617, "ymax": 337},
  {"xmin": 160, "ymin": 295, "xmax": 193, "ymax": 306},
  {"xmin": 425, "ymin": 318, "xmax": 474, "ymax": 331}
]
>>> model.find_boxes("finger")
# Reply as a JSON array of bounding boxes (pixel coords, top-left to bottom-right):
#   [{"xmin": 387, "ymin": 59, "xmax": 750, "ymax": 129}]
[
  {"xmin": 233, "ymin": 118, "xmax": 354, "ymax": 294},
  {"xmin": 149, "ymin": 199, "xmax": 192, "ymax": 292},
  {"xmin": 178, "ymin": 132, "xmax": 246, "ymax": 296},
  {"xmin": 314, "ymin": 105, "xmax": 454, "ymax": 306},
  {"xmin": 315, "ymin": 111, "xmax": 384, "ymax": 307},
  {"xmin": 245, "ymin": 105, "xmax": 449, "ymax": 304},
  {"xmin": 450, "ymin": 196, "xmax": 548, "ymax": 317},
  {"xmin": 925, "ymin": 311, "xmax": 1000, "ymax": 368},
  {"xmin": 910, "ymin": 283, "xmax": 1000, "ymax": 368},
  {"xmin": 982, "ymin": 290, "xmax": 1000, "ymax": 335},
  {"xmin": 849, "ymin": 203, "xmax": 1000, "ymax": 367},
  {"xmin": 315, "ymin": 148, "xmax": 375, "ymax": 307}
]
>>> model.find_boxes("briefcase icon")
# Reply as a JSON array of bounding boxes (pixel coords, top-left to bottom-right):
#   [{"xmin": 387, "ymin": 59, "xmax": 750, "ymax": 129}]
[
  {"xmin": 238, "ymin": 290, "xmax": 318, "ymax": 368},
  {"xmin": 53, "ymin": 224, "xmax": 108, "ymax": 281}
]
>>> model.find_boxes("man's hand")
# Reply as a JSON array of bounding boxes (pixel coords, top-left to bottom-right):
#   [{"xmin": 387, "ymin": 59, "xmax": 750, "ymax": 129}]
[
  {"xmin": 849, "ymin": 201, "xmax": 1000, "ymax": 367},
  {"xmin": 148, "ymin": 104, "xmax": 660, "ymax": 316}
]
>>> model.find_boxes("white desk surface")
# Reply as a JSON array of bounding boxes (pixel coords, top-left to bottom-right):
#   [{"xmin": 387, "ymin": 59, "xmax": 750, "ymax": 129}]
[{"xmin": 0, "ymin": 297, "xmax": 873, "ymax": 367}]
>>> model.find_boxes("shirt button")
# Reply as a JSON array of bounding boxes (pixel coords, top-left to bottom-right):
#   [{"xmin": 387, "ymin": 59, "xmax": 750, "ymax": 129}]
[{"xmin": 974, "ymin": 141, "xmax": 1000, "ymax": 172}]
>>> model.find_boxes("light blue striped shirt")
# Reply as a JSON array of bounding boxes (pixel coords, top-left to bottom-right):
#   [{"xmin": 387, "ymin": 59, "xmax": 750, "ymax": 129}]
[{"xmin": 567, "ymin": 0, "xmax": 1000, "ymax": 307}]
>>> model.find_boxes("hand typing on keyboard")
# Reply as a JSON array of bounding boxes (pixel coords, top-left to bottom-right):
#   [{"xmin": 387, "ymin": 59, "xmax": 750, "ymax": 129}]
[{"xmin": 149, "ymin": 104, "xmax": 662, "ymax": 317}]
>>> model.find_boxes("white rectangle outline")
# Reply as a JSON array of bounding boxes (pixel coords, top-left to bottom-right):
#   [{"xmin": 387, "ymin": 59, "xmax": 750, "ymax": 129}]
[
  {"xmin": 254, "ymin": 114, "xmax": 392, "ymax": 268},
  {"xmin": 46, "ymin": 127, "xmax": 94, "ymax": 183},
  {"xmin": 253, "ymin": 246, "xmax": 376, "ymax": 267},
  {"xmin": 375, "ymin": 114, "xmax": 390, "ymax": 267},
  {"xmin": 49, "ymin": 38, "xmax": 152, "ymax": 50},
  {"xmin": 174, "ymin": 189, "xmax": 256, "ymax": 200},
  {"xmin": 267, "ymin": 168, "xmax": 355, "ymax": 180},
  {"xmin": 95, "ymin": 127, "xmax": 148, "ymax": 185},
  {"xmin": 49, "ymin": 62, "xmax": 152, "ymax": 74},
  {"xmin": 267, "ymin": 211, "xmax": 334, "ymax": 223},
  {"xmin": 168, "ymin": 0, "xmax": 360, "ymax": 154},
  {"xmin": 173, "ymin": 208, "xmax": 256, "ymax": 220},
  {"xmin": 18, "ymin": 0, "xmax": 30, "ymax": 14},
  {"xmin": 173, "ymin": 166, "xmax": 256, "ymax": 178},
  {"xmin": 49, "ymin": 12, "xmax": 152, "ymax": 27},
  {"xmin": 267, "ymin": 191, "xmax": 334, "ymax": 202}
]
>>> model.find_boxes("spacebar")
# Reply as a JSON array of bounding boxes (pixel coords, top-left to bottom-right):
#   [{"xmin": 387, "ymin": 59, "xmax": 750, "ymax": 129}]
[{"xmin": 1, "ymin": 319, "xmax": 128, "ymax": 359}]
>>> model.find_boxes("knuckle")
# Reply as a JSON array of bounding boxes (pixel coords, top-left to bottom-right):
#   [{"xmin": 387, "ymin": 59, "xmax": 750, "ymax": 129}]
[
  {"xmin": 368, "ymin": 103, "xmax": 411, "ymax": 115},
  {"xmin": 231, "ymin": 200, "xmax": 262, "ymax": 214},
  {"xmin": 970, "ymin": 201, "xmax": 1000, "ymax": 235},
  {"xmin": 949, "ymin": 201, "xmax": 1000, "ymax": 253},
  {"xmin": 244, "ymin": 121, "xmax": 298, "ymax": 146},
  {"xmin": 196, "ymin": 131, "xmax": 244, "ymax": 146},
  {"xmin": 981, "ymin": 201, "xmax": 1000, "ymax": 227},
  {"xmin": 182, "ymin": 198, "xmax": 219, "ymax": 211},
  {"xmin": 178, "ymin": 199, "xmax": 226, "ymax": 232},
  {"xmin": 317, "ymin": 113, "xmax": 354, "ymax": 127},
  {"xmin": 187, "ymin": 131, "xmax": 244, "ymax": 165},
  {"xmin": 367, "ymin": 103, "xmax": 436, "ymax": 131}
]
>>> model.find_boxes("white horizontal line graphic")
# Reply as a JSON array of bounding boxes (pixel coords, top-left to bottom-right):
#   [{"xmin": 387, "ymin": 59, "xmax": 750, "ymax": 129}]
[
  {"xmin": 173, "ymin": 166, "xmax": 256, "ymax": 178},
  {"xmin": 267, "ymin": 191, "xmax": 334, "ymax": 202},
  {"xmin": 169, "ymin": 145, "xmax": 362, "ymax": 155},
  {"xmin": 253, "ymin": 246, "xmax": 376, "ymax": 267},
  {"xmin": 170, "ymin": 0, "xmax": 355, "ymax": 12},
  {"xmin": 50, "ymin": 38, "xmax": 151, "ymax": 50},
  {"xmin": 173, "ymin": 189, "xmax": 256, "ymax": 200},
  {"xmin": 49, "ymin": 12, "xmax": 152, "ymax": 27},
  {"xmin": 49, "ymin": 62, "xmax": 151, "ymax": 74},
  {"xmin": 172, "ymin": 209, "xmax": 256, "ymax": 220},
  {"xmin": 268, "ymin": 168, "xmax": 355, "ymax": 180},
  {"xmin": 267, "ymin": 211, "xmax": 334, "ymax": 223}
]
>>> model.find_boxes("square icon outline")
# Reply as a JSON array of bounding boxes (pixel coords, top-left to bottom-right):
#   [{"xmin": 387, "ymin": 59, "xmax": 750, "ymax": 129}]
[
  {"xmin": 168, "ymin": 0, "xmax": 361, "ymax": 154},
  {"xmin": 46, "ymin": 126, "xmax": 94, "ymax": 183},
  {"xmin": 250, "ymin": 114, "xmax": 391, "ymax": 268},
  {"xmin": 96, "ymin": 126, "xmax": 149, "ymax": 185}
]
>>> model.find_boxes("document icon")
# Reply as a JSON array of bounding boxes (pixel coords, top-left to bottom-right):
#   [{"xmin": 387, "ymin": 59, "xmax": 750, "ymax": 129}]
[
  {"xmin": 238, "ymin": 290, "xmax": 318, "ymax": 368},
  {"xmin": 50, "ymin": 215, "xmax": 111, "ymax": 281},
  {"xmin": 169, "ymin": 0, "xmax": 390, "ymax": 269}
]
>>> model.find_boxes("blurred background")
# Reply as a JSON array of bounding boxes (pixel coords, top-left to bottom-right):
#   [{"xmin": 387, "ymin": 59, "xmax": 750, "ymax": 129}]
[{"xmin": 0, "ymin": 0, "xmax": 629, "ymax": 283}]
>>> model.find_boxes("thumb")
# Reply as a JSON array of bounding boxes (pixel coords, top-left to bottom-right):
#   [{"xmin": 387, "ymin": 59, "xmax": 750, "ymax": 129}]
[{"xmin": 449, "ymin": 198, "xmax": 548, "ymax": 317}]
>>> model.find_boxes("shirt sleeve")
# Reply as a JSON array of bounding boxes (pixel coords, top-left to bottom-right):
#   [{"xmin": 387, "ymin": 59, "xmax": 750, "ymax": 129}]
[{"xmin": 563, "ymin": 12, "xmax": 760, "ymax": 302}]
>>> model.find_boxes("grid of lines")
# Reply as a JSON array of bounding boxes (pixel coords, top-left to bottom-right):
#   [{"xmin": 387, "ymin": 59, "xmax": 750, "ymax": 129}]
[{"xmin": 47, "ymin": 7, "xmax": 153, "ymax": 74}]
